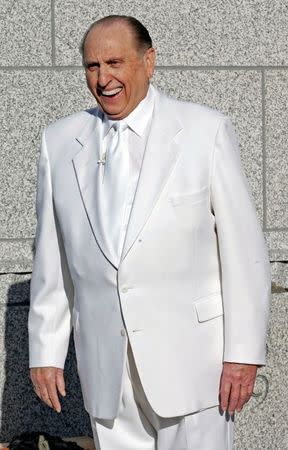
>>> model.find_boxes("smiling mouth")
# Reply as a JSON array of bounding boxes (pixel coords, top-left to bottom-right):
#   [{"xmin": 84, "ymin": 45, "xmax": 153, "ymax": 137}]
[{"xmin": 98, "ymin": 87, "xmax": 123, "ymax": 98}]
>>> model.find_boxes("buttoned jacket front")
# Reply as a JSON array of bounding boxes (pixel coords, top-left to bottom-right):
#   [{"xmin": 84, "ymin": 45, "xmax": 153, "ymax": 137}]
[{"xmin": 29, "ymin": 87, "xmax": 270, "ymax": 419}]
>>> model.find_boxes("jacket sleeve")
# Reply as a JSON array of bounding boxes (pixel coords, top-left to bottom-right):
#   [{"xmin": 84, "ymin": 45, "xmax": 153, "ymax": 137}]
[
  {"xmin": 210, "ymin": 117, "xmax": 271, "ymax": 365},
  {"xmin": 29, "ymin": 129, "xmax": 74, "ymax": 369}
]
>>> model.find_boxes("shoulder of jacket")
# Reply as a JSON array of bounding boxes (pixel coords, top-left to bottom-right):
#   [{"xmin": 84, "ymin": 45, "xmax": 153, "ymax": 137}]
[
  {"xmin": 44, "ymin": 107, "xmax": 99, "ymax": 138},
  {"xmin": 173, "ymin": 98, "xmax": 226, "ymax": 123},
  {"xmin": 156, "ymin": 88, "xmax": 227, "ymax": 126}
]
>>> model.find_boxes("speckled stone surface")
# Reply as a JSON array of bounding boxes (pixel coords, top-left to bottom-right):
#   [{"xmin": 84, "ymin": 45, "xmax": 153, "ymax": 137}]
[
  {"xmin": 265, "ymin": 71, "xmax": 288, "ymax": 229},
  {"xmin": 0, "ymin": 69, "xmax": 94, "ymax": 239},
  {"xmin": 234, "ymin": 294, "xmax": 288, "ymax": 450},
  {"xmin": 271, "ymin": 262, "xmax": 288, "ymax": 294},
  {"xmin": 0, "ymin": 274, "xmax": 30, "ymax": 305},
  {"xmin": 0, "ymin": 1, "xmax": 51, "ymax": 66},
  {"xmin": 0, "ymin": 240, "xmax": 33, "ymax": 273},
  {"xmin": 54, "ymin": 0, "xmax": 288, "ymax": 66},
  {"xmin": 154, "ymin": 70, "xmax": 263, "ymax": 219},
  {"xmin": 0, "ymin": 276, "xmax": 91, "ymax": 441},
  {"xmin": 265, "ymin": 231, "xmax": 288, "ymax": 262}
]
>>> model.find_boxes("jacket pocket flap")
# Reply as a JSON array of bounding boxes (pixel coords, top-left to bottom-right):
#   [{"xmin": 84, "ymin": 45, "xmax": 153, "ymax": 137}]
[
  {"xmin": 169, "ymin": 187, "xmax": 209, "ymax": 207},
  {"xmin": 195, "ymin": 294, "xmax": 223, "ymax": 322}
]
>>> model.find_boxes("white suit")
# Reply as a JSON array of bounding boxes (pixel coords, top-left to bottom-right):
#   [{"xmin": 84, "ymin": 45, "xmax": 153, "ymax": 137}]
[{"xmin": 29, "ymin": 87, "xmax": 270, "ymax": 421}]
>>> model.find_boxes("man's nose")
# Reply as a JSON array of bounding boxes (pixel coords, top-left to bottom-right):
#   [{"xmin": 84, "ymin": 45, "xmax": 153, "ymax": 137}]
[{"xmin": 97, "ymin": 66, "xmax": 111, "ymax": 87}]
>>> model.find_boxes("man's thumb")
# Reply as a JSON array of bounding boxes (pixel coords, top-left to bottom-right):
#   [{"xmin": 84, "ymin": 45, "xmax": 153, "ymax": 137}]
[{"xmin": 56, "ymin": 369, "xmax": 66, "ymax": 396}]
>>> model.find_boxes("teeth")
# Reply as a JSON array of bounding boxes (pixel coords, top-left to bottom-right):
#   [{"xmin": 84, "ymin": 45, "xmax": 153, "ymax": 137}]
[{"xmin": 101, "ymin": 87, "xmax": 122, "ymax": 97}]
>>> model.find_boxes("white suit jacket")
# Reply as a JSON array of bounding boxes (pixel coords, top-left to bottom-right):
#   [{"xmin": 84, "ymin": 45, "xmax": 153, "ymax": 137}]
[{"xmin": 29, "ymin": 87, "xmax": 271, "ymax": 419}]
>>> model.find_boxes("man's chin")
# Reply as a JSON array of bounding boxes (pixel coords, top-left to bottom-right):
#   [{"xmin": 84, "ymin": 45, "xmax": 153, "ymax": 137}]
[{"xmin": 99, "ymin": 104, "xmax": 129, "ymax": 120}]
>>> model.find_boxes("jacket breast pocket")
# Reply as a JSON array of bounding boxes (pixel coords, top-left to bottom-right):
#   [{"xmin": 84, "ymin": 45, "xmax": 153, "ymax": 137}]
[
  {"xmin": 169, "ymin": 188, "xmax": 209, "ymax": 229},
  {"xmin": 194, "ymin": 293, "xmax": 223, "ymax": 322}
]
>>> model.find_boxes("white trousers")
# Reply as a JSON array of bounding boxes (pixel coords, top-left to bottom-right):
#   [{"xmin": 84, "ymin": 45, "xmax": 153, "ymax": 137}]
[{"xmin": 90, "ymin": 343, "xmax": 234, "ymax": 450}]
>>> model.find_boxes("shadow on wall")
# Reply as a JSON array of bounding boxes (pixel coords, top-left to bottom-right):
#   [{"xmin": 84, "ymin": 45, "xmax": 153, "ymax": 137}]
[{"xmin": 0, "ymin": 280, "xmax": 91, "ymax": 442}]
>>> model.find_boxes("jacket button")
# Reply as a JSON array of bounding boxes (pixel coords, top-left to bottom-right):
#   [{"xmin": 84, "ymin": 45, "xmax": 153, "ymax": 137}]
[
  {"xmin": 120, "ymin": 329, "xmax": 126, "ymax": 336},
  {"xmin": 121, "ymin": 287, "xmax": 128, "ymax": 293}
]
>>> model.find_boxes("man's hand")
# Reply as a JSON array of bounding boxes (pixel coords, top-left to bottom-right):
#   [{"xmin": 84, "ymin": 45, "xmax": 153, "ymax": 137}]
[
  {"xmin": 219, "ymin": 362, "xmax": 258, "ymax": 415},
  {"xmin": 30, "ymin": 367, "xmax": 66, "ymax": 413}
]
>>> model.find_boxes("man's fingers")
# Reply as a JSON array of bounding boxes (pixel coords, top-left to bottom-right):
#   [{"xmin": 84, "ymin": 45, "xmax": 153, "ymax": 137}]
[
  {"xmin": 56, "ymin": 369, "xmax": 66, "ymax": 397},
  {"xmin": 236, "ymin": 383, "xmax": 255, "ymax": 412},
  {"xmin": 35, "ymin": 383, "xmax": 61, "ymax": 412},
  {"xmin": 46, "ymin": 382, "xmax": 62, "ymax": 413},
  {"xmin": 30, "ymin": 367, "xmax": 63, "ymax": 412},
  {"xmin": 247, "ymin": 382, "xmax": 254, "ymax": 397},
  {"xmin": 33, "ymin": 383, "xmax": 41, "ymax": 398},
  {"xmin": 220, "ymin": 363, "xmax": 258, "ymax": 414},
  {"xmin": 236, "ymin": 385, "xmax": 249, "ymax": 412},
  {"xmin": 219, "ymin": 379, "xmax": 231, "ymax": 412},
  {"xmin": 39, "ymin": 385, "xmax": 54, "ymax": 409},
  {"xmin": 227, "ymin": 384, "xmax": 240, "ymax": 414}
]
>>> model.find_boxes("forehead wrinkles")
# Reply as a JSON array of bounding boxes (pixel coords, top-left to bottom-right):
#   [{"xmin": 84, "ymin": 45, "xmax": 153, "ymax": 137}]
[
  {"xmin": 85, "ymin": 44, "xmax": 122, "ymax": 62},
  {"xmin": 85, "ymin": 22, "xmax": 137, "ymax": 55}
]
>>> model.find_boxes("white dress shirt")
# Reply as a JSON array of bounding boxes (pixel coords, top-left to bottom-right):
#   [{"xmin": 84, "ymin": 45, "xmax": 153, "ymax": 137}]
[{"xmin": 100, "ymin": 84, "xmax": 155, "ymax": 261}]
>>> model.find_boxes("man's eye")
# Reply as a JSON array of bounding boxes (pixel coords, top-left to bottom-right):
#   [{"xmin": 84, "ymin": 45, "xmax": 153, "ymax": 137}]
[
  {"xmin": 109, "ymin": 60, "xmax": 121, "ymax": 67},
  {"xmin": 86, "ymin": 64, "xmax": 99, "ymax": 71}
]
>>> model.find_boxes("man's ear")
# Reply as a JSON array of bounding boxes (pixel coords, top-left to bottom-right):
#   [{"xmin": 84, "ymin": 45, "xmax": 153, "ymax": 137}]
[{"xmin": 144, "ymin": 47, "xmax": 156, "ymax": 79}]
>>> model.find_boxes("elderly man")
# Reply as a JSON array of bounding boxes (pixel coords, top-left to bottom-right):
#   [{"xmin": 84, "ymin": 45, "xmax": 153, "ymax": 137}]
[{"xmin": 29, "ymin": 15, "xmax": 270, "ymax": 450}]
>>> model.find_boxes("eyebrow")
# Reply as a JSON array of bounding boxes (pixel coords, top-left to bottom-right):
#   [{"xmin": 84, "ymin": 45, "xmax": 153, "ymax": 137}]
[
  {"xmin": 84, "ymin": 62, "xmax": 99, "ymax": 68},
  {"xmin": 84, "ymin": 57, "xmax": 124, "ymax": 68}
]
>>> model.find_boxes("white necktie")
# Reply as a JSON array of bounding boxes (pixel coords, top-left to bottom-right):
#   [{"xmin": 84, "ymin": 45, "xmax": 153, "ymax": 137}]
[{"xmin": 99, "ymin": 121, "xmax": 129, "ymax": 264}]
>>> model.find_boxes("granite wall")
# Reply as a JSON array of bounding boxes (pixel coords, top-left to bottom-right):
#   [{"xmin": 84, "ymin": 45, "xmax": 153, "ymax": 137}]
[{"xmin": 0, "ymin": 1, "xmax": 287, "ymax": 448}]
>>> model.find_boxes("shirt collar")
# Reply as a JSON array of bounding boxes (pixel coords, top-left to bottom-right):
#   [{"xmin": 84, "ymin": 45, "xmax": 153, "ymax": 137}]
[{"xmin": 102, "ymin": 84, "xmax": 155, "ymax": 137}]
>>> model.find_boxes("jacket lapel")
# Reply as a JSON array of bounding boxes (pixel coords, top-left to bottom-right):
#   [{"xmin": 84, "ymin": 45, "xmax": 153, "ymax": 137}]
[
  {"xmin": 120, "ymin": 90, "xmax": 183, "ymax": 261},
  {"xmin": 72, "ymin": 111, "xmax": 118, "ymax": 268},
  {"xmin": 72, "ymin": 92, "xmax": 183, "ymax": 268}
]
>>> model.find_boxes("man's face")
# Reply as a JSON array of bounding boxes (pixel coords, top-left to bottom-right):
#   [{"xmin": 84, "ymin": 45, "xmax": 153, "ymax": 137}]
[{"xmin": 83, "ymin": 22, "xmax": 155, "ymax": 120}]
